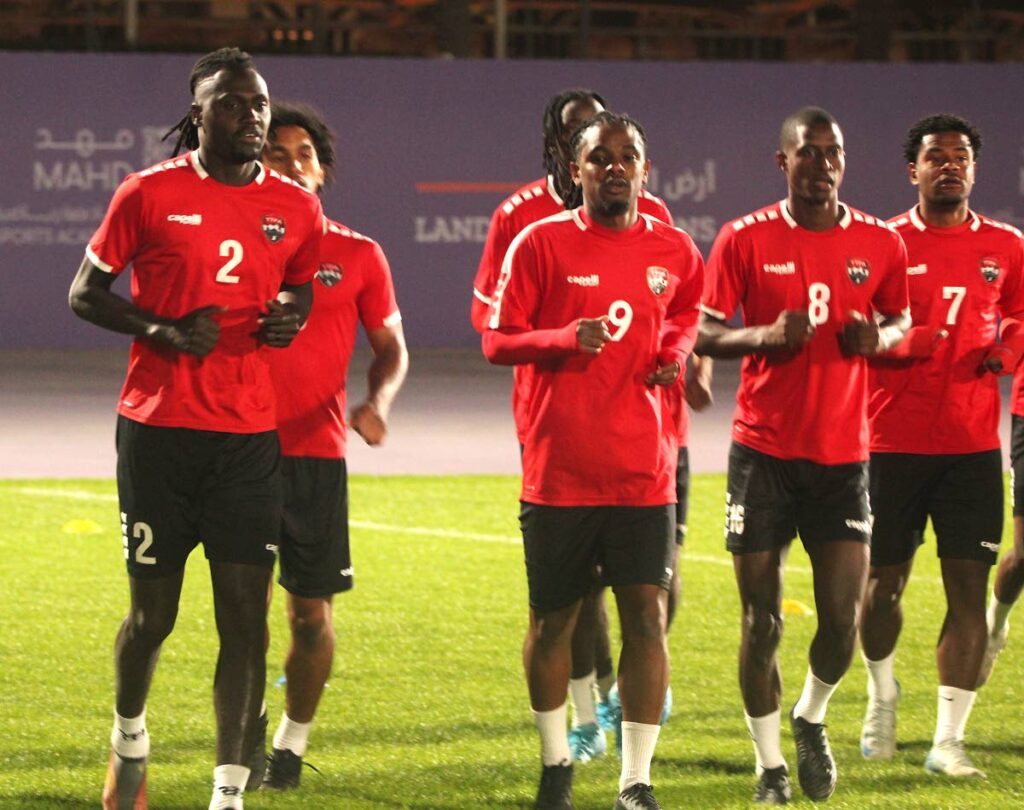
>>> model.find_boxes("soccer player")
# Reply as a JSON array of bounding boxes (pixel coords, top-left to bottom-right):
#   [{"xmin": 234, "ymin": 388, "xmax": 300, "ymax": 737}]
[
  {"xmin": 699, "ymin": 106, "xmax": 910, "ymax": 804},
  {"xmin": 259, "ymin": 102, "xmax": 408, "ymax": 788},
  {"xmin": 68, "ymin": 48, "xmax": 322, "ymax": 810},
  {"xmin": 483, "ymin": 111, "xmax": 704, "ymax": 810},
  {"xmin": 860, "ymin": 114, "xmax": 1024, "ymax": 777}
]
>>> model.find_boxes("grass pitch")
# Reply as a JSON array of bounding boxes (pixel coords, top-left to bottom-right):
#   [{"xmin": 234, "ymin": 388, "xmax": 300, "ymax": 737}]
[{"xmin": 1, "ymin": 475, "xmax": 1023, "ymax": 809}]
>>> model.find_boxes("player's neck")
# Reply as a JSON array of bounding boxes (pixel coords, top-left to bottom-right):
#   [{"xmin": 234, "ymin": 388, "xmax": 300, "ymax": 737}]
[
  {"xmin": 787, "ymin": 194, "xmax": 840, "ymax": 232},
  {"xmin": 196, "ymin": 148, "xmax": 260, "ymax": 187},
  {"xmin": 584, "ymin": 204, "xmax": 639, "ymax": 232},
  {"xmin": 916, "ymin": 200, "xmax": 970, "ymax": 229}
]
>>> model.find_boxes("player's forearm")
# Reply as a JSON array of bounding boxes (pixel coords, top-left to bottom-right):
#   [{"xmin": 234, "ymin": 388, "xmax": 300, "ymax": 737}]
[
  {"xmin": 875, "ymin": 311, "xmax": 911, "ymax": 352},
  {"xmin": 365, "ymin": 342, "xmax": 409, "ymax": 419},
  {"xmin": 659, "ymin": 319, "xmax": 699, "ymax": 368},
  {"xmin": 481, "ymin": 323, "xmax": 579, "ymax": 365},
  {"xmin": 697, "ymin": 316, "xmax": 777, "ymax": 359},
  {"xmin": 277, "ymin": 281, "xmax": 312, "ymax": 323},
  {"xmin": 69, "ymin": 281, "xmax": 170, "ymax": 340}
]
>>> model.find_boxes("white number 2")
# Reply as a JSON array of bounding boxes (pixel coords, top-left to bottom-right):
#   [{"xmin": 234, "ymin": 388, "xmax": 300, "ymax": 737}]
[
  {"xmin": 133, "ymin": 521, "xmax": 156, "ymax": 565},
  {"xmin": 216, "ymin": 239, "xmax": 243, "ymax": 284},
  {"xmin": 943, "ymin": 286, "xmax": 966, "ymax": 325},
  {"xmin": 608, "ymin": 299, "xmax": 634, "ymax": 341},
  {"xmin": 808, "ymin": 282, "xmax": 831, "ymax": 326}
]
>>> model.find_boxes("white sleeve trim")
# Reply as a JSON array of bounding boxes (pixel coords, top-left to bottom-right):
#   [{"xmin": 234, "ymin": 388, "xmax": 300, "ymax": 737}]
[
  {"xmin": 383, "ymin": 310, "xmax": 403, "ymax": 328},
  {"xmin": 85, "ymin": 245, "xmax": 115, "ymax": 273},
  {"xmin": 473, "ymin": 288, "xmax": 492, "ymax": 305},
  {"xmin": 700, "ymin": 303, "xmax": 727, "ymax": 320}
]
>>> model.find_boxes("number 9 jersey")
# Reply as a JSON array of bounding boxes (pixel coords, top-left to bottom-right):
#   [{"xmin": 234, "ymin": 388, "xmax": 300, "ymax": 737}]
[
  {"xmin": 488, "ymin": 208, "xmax": 704, "ymax": 507},
  {"xmin": 85, "ymin": 151, "xmax": 323, "ymax": 433},
  {"xmin": 702, "ymin": 200, "xmax": 908, "ymax": 465}
]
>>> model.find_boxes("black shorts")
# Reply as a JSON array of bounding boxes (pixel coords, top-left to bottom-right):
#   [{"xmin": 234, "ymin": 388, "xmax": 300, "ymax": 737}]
[
  {"xmin": 520, "ymin": 503, "xmax": 675, "ymax": 613},
  {"xmin": 870, "ymin": 450, "xmax": 1003, "ymax": 566},
  {"xmin": 1011, "ymin": 415, "xmax": 1024, "ymax": 517},
  {"xmin": 115, "ymin": 415, "xmax": 281, "ymax": 577},
  {"xmin": 675, "ymin": 446, "xmax": 690, "ymax": 546},
  {"xmin": 725, "ymin": 442, "xmax": 871, "ymax": 554},
  {"xmin": 279, "ymin": 456, "xmax": 352, "ymax": 598}
]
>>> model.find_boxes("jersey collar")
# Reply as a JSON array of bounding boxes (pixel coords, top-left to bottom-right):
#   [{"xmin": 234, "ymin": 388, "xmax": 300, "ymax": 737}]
[
  {"xmin": 779, "ymin": 199, "xmax": 851, "ymax": 230},
  {"xmin": 189, "ymin": 150, "xmax": 266, "ymax": 185},
  {"xmin": 571, "ymin": 207, "xmax": 652, "ymax": 235},
  {"xmin": 909, "ymin": 205, "xmax": 980, "ymax": 232},
  {"xmin": 545, "ymin": 175, "xmax": 564, "ymax": 205}
]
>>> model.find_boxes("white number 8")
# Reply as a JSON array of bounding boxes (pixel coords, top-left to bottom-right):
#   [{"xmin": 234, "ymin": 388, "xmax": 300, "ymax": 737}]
[
  {"xmin": 808, "ymin": 282, "xmax": 831, "ymax": 326},
  {"xmin": 608, "ymin": 299, "xmax": 633, "ymax": 341}
]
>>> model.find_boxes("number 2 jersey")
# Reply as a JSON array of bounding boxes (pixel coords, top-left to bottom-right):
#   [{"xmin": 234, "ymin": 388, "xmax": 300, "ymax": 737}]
[
  {"xmin": 871, "ymin": 207, "xmax": 1024, "ymax": 454},
  {"xmin": 488, "ymin": 208, "xmax": 704, "ymax": 506},
  {"xmin": 702, "ymin": 200, "xmax": 909, "ymax": 465},
  {"xmin": 86, "ymin": 151, "xmax": 323, "ymax": 433}
]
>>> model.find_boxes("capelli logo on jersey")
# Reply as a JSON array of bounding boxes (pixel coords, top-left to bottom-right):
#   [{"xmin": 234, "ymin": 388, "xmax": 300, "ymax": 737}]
[
  {"xmin": 907, "ymin": 264, "xmax": 928, "ymax": 275},
  {"xmin": 847, "ymin": 258, "xmax": 870, "ymax": 285},
  {"xmin": 567, "ymin": 274, "xmax": 600, "ymax": 287},
  {"xmin": 646, "ymin": 266, "xmax": 669, "ymax": 296},
  {"xmin": 980, "ymin": 257, "xmax": 1001, "ymax": 283},
  {"xmin": 262, "ymin": 214, "xmax": 286, "ymax": 244},
  {"xmin": 317, "ymin": 263, "xmax": 343, "ymax": 287},
  {"xmin": 762, "ymin": 261, "xmax": 796, "ymax": 275},
  {"xmin": 167, "ymin": 213, "xmax": 201, "ymax": 225}
]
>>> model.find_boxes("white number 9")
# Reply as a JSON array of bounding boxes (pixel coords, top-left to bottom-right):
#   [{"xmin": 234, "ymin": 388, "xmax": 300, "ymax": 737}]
[{"xmin": 608, "ymin": 299, "xmax": 633, "ymax": 342}]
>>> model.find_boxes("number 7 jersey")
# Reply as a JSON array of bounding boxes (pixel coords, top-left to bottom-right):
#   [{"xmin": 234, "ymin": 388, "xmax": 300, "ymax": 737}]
[
  {"xmin": 702, "ymin": 200, "xmax": 908, "ymax": 464},
  {"xmin": 86, "ymin": 151, "xmax": 323, "ymax": 433}
]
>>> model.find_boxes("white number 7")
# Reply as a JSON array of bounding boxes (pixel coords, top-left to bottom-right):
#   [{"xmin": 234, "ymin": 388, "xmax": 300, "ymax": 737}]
[{"xmin": 942, "ymin": 286, "xmax": 966, "ymax": 325}]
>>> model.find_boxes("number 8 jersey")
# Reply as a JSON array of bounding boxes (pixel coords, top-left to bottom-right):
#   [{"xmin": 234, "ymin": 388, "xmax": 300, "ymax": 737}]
[
  {"xmin": 86, "ymin": 151, "xmax": 323, "ymax": 433},
  {"xmin": 488, "ymin": 208, "xmax": 704, "ymax": 507},
  {"xmin": 702, "ymin": 200, "xmax": 908, "ymax": 465}
]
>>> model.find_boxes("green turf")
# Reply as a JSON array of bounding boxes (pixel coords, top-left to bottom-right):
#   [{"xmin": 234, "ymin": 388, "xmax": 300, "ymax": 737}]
[{"xmin": 1, "ymin": 475, "xmax": 1023, "ymax": 808}]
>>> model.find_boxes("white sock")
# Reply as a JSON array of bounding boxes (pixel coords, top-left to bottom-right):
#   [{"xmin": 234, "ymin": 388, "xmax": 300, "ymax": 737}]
[
  {"xmin": 597, "ymin": 671, "xmax": 616, "ymax": 701},
  {"xmin": 792, "ymin": 668, "xmax": 839, "ymax": 725},
  {"xmin": 620, "ymin": 721, "xmax": 660, "ymax": 791},
  {"xmin": 569, "ymin": 671, "xmax": 597, "ymax": 727},
  {"xmin": 988, "ymin": 592, "xmax": 1013, "ymax": 634},
  {"xmin": 273, "ymin": 713, "xmax": 313, "ymax": 757},
  {"xmin": 111, "ymin": 708, "xmax": 149, "ymax": 759},
  {"xmin": 934, "ymin": 685, "xmax": 976, "ymax": 745},
  {"xmin": 744, "ymin": 709, "xmax": 785, "ymax": 772},
  {"xmin": 209, "ymin": 764, "xmax": 249, "ymax": 809},
  {"xmin": 533, "ymin": 703, "xmax": 571, "ymax": 767},
  {"xmin": 863, "ymin": 651, "xmax": 898, "ymax": 703}
]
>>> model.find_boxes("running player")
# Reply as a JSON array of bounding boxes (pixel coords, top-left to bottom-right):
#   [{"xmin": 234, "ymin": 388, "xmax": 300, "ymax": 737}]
[
  {"xmin": 484, "ymin": 111, "xmax": 704, "ymax": 810},
  {"xmin": 860, "ymin": 114, "xmax": 1024, "ymax": 778},
  {"xmin": 68, "ymin": 48, "xmax": 322, "ymax": 810},
  {"xmin": 259, "ymin": 102, "xmax": 408, "ymax": 789},
  {"xmin": 699, "ymin": 107, "xmax": 910, "ymax": 803}
]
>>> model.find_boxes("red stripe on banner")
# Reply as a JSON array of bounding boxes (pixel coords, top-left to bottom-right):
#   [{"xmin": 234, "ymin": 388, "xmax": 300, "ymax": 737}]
[{"xmin": 415, "ymin": 181, "xmax": 523, "ymax": 194}]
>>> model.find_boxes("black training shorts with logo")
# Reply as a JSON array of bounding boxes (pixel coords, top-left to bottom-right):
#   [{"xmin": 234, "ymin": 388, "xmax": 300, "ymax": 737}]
[
  {"xmin": 278, "ymin": 456, "xmax": 353, "ymax": 598},
  {"xmin": 520, "ymin": 503, "xmax": 675, "ymax": 613},
  {"xmin": 116, "ymin": 415, "xmax": 281, "ymax": 577},
  {"xmin": 725, "ymin": 441, "xmax": 871, "ymax": 554},
  {"xmin": 870, "ymin": 450, "xmax": 1003, "ymax": 566}
]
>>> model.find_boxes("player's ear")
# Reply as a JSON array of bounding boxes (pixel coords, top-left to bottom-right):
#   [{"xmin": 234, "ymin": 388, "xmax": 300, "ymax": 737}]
[
  {"xmin": 569, "ymin": 161, "xmax": 582, "ymax": 186},
  {"xmin": 641, "ymin": 159, "xmax": 651, "ymax": 186},
  {"xmin": 775, "ymin": 151, "xmax": 787, "ymax": 173},
  {"xmin": 907, "ymin": 162, "xmax": 919, "ymax": 186},
  {"xmin": 190, "ymin": 103, "xmax": 202, "ymax": 128}
]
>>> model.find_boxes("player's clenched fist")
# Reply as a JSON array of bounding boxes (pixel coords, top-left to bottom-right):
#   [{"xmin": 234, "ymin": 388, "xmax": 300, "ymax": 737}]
[
  {"xmin": 576, "ymin": 315, "xmax": 612, "ymax": 354},
  {"xmin": 765, "ymin": 309, "xmax": 815, "ymax": 351},
  {"xmin": 258, "ymin": 299, "xmax": 304, "ymax": 347},
  {"xmin": 840, "ymin": 309, "xmax": 883, "ymax": 356},
  {"xmin": 154, "ymin": 304, "xmax": 222, "ymax": 357}
]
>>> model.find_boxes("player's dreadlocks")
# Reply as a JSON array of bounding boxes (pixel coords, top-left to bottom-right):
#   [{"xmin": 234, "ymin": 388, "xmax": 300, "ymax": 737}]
[
  {"xmin": 163, "ymin": 47, "xmax": 257, "ymax": 157},
  {"xmin": 269, "ymin": 101, "xmax": 337, "ymax": 189},
  {"xmin": 562, "ymin": 111, "xmax": 649, "ymax": 210},
  {"xmin": 542, "ymin": 88, "xmax": 606, "ymax": 203},
  {"xmin": 903, "ymin": 113, "xmax": 982, "ymax": 164}
]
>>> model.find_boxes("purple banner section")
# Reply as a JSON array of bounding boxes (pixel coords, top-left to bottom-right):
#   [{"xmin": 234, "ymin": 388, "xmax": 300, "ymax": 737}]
[{"xmin": 2, "ymin": 53, "xmax": 1024, "ymax": 349}]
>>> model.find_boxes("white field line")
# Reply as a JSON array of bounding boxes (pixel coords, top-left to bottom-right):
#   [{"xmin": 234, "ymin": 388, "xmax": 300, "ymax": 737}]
[{"xmin": 11, "ymin": 485, "xmax": 946, "ymax": 586}]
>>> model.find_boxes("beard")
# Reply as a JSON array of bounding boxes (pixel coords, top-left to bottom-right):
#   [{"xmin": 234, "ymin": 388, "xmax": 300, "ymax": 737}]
[{"xmin": 595, "ymin": 197, "xmax": 630, "ymax": 218}]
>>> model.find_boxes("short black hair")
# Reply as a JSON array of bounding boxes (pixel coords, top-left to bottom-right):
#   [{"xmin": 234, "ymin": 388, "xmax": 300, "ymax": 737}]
[
  {"xmin": 563, "ymin": 111, "xmax": 648, "ymax": 210},
  {"xmin": 903, "ymin": 114, "xmax": 982, "ymax": 164},
  {"xmin": 269, "ymin": 101, "xmax": 336, "ymax": 187},
  {"xmin": 779, "ymin": 106, "xmax": 839, "ymax": 151},
  {"xmin": 164, "ymin": 47, "xmax": 257, "ymax": 156},
  {"xmin": 543, "ymin": 88, "xmax": 607, "ymax": 198}
]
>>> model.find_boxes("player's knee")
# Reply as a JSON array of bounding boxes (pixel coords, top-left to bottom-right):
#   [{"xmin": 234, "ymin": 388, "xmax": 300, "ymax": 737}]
[
  {"xmin": 744, "ymin": 606, "xmax": 783, "ymax": 655},
  {"xmin": 621, "ymin": 600, "xmax": 667, "ymax": 645},
  {"xmin": 290, "ymin": 609, "xmax": 332, "ymax": 649},
  {"xmin": 125, "ymin": 604, "xmax": 177, "ymax": 647},
  {"xmin": 820, "ymin": 610, "xmax": 858, "ymax": 649}
]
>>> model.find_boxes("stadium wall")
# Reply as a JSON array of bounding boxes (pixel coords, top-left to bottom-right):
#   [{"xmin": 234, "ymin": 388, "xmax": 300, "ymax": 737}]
[{"xmin": 3, "ymin": 53, "xmax": 1024, "ymax": 349}]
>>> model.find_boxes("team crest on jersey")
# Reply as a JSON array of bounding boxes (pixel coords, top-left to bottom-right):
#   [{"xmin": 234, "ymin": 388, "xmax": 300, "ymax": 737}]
[
  {"xmin": 262, "ymin": 215, "xmax": 286, "ymax": 244},
  {"xmin": 846, "ymin": 258, "xmax": 870, "ymax": 285},
  {"xmin": 980, "ymin": 256, "xmax": 1001, "ymax": 283},
  {"xmin": 317, "ymin": 263, "xmax": 343, "ymax": 287},
  {"xmin": 646, "ymin": 266, "xmax": 669, "ymax": 296}
]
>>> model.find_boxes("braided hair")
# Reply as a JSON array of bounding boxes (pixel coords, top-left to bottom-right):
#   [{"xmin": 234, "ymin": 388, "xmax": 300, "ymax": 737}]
[
  {"xmin": 542, "ymin": 88, "xmax": 606, "ymax": 202},
  {"xmin": 562, "ymin": 111, "xmax": 649, "ymax": 210},
  {"xmin": 163, "ymin": 47, "xmax": 257, "ymax": 157}
]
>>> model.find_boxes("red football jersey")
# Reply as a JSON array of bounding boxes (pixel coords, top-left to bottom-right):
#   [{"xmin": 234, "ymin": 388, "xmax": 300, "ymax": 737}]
[
  {"xmin": 488, "ymin": 209, "xmax": 704, "ymax": 506},
  {"xmin": 86, "ymin": 152, "xmax": 323, "ymax": 433},
  {"xmin": 871, "ymin": 208, "xmax": 1024, "ymax": 453},
  {"xmin": 270, "ymin": 220, "xmax": 401, "ymax": 459},
  {"xmin": 703, "ymin": 201, "xmax": 909, "ymax": 464},
  {"xmin": 471, "ymin": 175, "xmax": 674, "ymax": 444}
]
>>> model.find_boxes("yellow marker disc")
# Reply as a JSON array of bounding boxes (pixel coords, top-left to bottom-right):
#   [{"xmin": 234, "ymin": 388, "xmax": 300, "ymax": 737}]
[
  {"xmin": 61, "ymin": 518, "xmax": 103, "ymax": 535},
  {"xmin": 782, "ymin": 598, "xmax": 814, "ymax": 617}
]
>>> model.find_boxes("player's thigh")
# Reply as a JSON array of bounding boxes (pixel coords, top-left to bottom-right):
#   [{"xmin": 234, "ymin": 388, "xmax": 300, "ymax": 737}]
[
  {"xmin": 675, "ymin": 446, "xmax": 690, "ymax": 546},
  {"xmin": 278, "ymin": 456, "xmax": 352, "ymax": 598},
  {"xmin": 795, "ymin": 458, "xmax": 871, "ymax": 547},
  {"xmin": 600, "ymin": 505, "xmax": 675, "ymax": 592},
  {"xmin": 1011, "ymin": 415, "xmax": 1024, "ymax": 517},
  {"xmin": 868, "ymin": 452, "xmax": 933, "ymax": 567},
  {"xmin": 520, "ymin": 504, "xmax": 603, "ymax": 613},
  {"xmin": 725, "ymin": 442, "xmax": 797, "ymax": 554},
  {"xmin": 116, "ymin": 415, "xmax": 203, "ymax": 577},
  {"xmin": 199, "ymin": 429, "xmax": 281, "ymax": 568},
  {"xmin": 929, "ymin": 449, "xmax": 1003, "ymax": 564}
]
